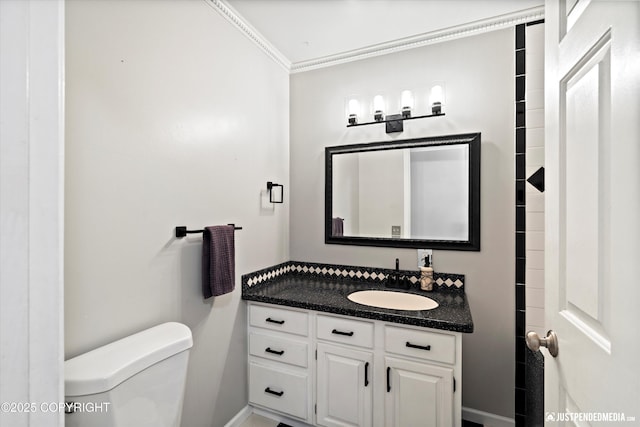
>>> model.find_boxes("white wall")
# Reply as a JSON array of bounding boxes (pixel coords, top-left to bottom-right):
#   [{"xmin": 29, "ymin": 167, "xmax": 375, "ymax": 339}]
[
  {"xmin": 64, "ymin": 1, "xmax": 289, "ymax": 426},
  {"xmin": 290, "ymin": 29, "xmax": 515, "ymax": 418}
]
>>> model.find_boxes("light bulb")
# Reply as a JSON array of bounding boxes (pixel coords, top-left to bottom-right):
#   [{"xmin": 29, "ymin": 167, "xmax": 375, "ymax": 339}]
[
  {"xmin": 401, "ymin": 90, "xmax": 413, "ymax": 118},
  {"xmin": 430, "ymin": 85, "xmax": 444, "ymax": 114},
  {"xmin": 348, "ymin": 98, "xmax": 359, "ymax": 125},
  {"xmin": 373, "ymin": 95, "xmax": 385, "ymax": 122},
  {"xmin": 401, "ymin": 90, "xmax": 414, "ymax": 109}
]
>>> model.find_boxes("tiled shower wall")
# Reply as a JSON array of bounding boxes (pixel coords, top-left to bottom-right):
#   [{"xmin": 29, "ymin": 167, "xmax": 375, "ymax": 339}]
[
  {"xmin": 515, "ymin": 21, "xmax": 545, "ymax": 427},
  {"xmin": 524, "ymin": 23, "xmax": 546, "ymax": 339}
]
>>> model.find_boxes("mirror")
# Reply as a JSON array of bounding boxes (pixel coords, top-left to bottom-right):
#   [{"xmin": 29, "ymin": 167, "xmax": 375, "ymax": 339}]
[{"xmin": 325, "ymin": 133, "xmax": 480, "ymax": 250}]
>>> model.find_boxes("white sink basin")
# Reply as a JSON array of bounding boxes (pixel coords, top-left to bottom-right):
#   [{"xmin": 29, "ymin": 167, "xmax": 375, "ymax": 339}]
[{"xmin": 347, "ymin": 290, "xmax": 439, "ymax": 311}]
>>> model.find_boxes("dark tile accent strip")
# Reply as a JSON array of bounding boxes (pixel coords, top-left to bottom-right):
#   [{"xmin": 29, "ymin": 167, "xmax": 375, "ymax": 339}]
[
  {"xmin": 515, "ymin": 24, "xmax": 528, "ymax": 425},
  {"xmin": 516, "ymin": 361, "xmax": 526, "ymax": 389},
  {"xmin": 516, "ymin": 128, "xmax": 526, "ymax": 154},
  {"xmin": 516, "ymin": 50, "xmax": 526, "ymax": 76},
  {"xmin": 516, "ymin": 157, "xmax": 526, "ymax": 180},
  {"xmin": 515, "ymin": 387, "xmax": 527, "ymax": 415},
  {"xmin": 526, "ymin": 19, "xmax": 545, "ymax": 27},
  {"xmin": 516, "ymin": 24, "xmax": 526, "ymax": 49},
  {"xmin": 516, "ymin": 283, "xmax": 526, "ymax": 310},
  {"xmin": 516, "ymin": 180, "xmax": 526, "ymax": 205},
  {"xmin": 516, "ymin": 206, "xmax": 526, "ymax": 232},
  {"xmin": 516, "ymin": 101, "xmax": 526, "ymax": 128},
  {"xmin": 516, "ymin": 76, "xmax": 526, "ymax": 101},
  {"xmin": 516, "ymin": 233, "xmax": 526, "ymax": 258},
  {"xmin": 516, "ymin": 258, "xmax": 526, "ymax": 284},
  {"xmin": 516, "ymin": 336, "xmax": 526, "ymax": 363},
  {"xmin": 516, "ymin": 310, "xmax": 526, "ymax": 337}
]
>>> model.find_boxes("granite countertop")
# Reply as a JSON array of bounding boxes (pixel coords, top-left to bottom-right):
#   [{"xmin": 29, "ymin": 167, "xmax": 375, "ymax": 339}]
[{"xmin": 242, "ymin": 276, "xmax": 474, "ymax": 333}]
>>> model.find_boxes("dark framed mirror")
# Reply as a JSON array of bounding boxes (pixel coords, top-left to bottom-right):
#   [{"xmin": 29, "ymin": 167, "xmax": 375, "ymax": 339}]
[{"xmin": 325, "ymin": 133, "xmax": 480, "ymax": 250}]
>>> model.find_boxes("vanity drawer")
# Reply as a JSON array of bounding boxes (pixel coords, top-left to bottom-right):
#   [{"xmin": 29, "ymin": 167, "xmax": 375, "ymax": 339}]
[
  {"xmin": 317, "ymin": 314, "xmax": 374, "ymax": 348},
  {"xmin": 249, "ymin": 362, "xmax": 308, "ymax": 420},
  {"xmin": 250, "ymin": 304, "xmax": 309, "ymax": 336},
  {"xmin": 385, "ymin": 325, "xmax": 456, "ymax": 365},
  {"xmin": 249, "ymin": 331, "xmax": 308, "ymax": 368}
]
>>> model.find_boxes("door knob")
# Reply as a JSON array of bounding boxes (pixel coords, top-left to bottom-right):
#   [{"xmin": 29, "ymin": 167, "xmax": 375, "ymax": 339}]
[{"xmin": 526, "ymin": 330, "xmax": 558, "ymax": 357}]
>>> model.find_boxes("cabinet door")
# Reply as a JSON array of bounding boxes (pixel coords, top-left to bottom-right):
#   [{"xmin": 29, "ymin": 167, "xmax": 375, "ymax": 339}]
[
  {"xmin": 384, "ymin": 357, "xmax": 453, "ymax": 427},
  {"xmin": 316, "ymin": 343, "xmax": 373, "ymax": 427}
]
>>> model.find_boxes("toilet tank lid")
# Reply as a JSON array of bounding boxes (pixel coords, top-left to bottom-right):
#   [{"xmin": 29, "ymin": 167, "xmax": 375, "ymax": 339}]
[{"xmin": 65, "ymin": 322, "xmax": 193, "ymax": 397}]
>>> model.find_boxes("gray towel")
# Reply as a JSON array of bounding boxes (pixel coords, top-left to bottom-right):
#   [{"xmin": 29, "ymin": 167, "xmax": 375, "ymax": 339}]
[
  {"xmin": 202, "ymin": 225, "xmax": 235, "ymax": 298},
  {"xmin": 332, "ymin": 217, "xmax": 344, "ymax": 236}
]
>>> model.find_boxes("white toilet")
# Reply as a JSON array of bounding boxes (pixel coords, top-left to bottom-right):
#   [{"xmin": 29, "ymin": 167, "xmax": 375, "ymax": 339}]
[{"xmin": 65, "ymin": 322, "xmax": 193, "ymax": 427}]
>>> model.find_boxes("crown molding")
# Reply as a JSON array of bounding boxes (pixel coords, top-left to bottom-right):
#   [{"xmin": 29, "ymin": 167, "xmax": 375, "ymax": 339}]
[
  {"xmin": 206, "ymin": 0, "xmax": 544, "ymax": 75},
  {"xmin": 291, "ymin": 6, "xmax": 545, "ymax": 73},
  {"xmin": 205, "ymin": 0, "xmax": 291, "ymax": 72}
]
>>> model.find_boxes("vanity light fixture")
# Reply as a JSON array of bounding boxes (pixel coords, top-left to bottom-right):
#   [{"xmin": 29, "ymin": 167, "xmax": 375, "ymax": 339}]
[
  {"xmin": 346, "ymin": 87, "xmax": 445, "ymax": 134},
  {"xmin": 266, "ymin": 181, "xmax": 284, "ymax": 204}
]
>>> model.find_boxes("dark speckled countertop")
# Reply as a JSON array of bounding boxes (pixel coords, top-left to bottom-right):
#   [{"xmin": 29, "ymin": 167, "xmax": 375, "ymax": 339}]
[{"xmin": 242, "ymin": 276, "xmax": 474, "ymax": 333}]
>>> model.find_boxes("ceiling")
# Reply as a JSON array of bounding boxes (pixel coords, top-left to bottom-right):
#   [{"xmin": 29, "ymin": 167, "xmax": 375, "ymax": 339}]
[{"xmin": 223, "ymin": 0, "xmax": 544, "ymax": 67}]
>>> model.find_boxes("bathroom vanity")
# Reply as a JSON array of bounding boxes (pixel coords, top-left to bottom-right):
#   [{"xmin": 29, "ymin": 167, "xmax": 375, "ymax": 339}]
[{"xmin": 242, "ymin": 261, "xmax": 473, "ymax": 427}]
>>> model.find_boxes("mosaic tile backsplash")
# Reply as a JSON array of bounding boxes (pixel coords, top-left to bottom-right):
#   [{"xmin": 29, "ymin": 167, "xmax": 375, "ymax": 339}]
[{"xmin": 242, "ymin": 260, "xmax": 465, "ymax": 291}]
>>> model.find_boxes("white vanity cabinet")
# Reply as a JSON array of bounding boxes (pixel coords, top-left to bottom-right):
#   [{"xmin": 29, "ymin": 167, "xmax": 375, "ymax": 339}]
[
  {"xmin": 315, "ymin": 314, "xmax": 375, "ymax": 427},
  {"xmin": 247, "ymin": 302, "xmax": 463, "ymax": 427},
  {"xmin": 248, "ymin": 304, "xmax": 314, "ymax": 423},
  {"xmin": 383, "ymin": 326, "xmax": 458, "ymax": 427}
]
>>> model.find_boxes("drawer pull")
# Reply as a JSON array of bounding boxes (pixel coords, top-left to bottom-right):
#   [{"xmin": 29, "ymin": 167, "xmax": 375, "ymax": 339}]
[
  {"xmin": 265, "ymin": 317, "xmax": 285, "ymax": 325},
  {"xmin": 406, "ymin": 341, "xmax": 431, "ymax": 351},
  {"xmin": 264, "ymin": 387, "xmax": 284, "ymax": 397},
  {"xmin": 364, "ymin": 362, "xmax": 369, "ymax": 387},
  {"xmin": 386, "ymin": 367, "xmax": 391, "ymax": 392},
  {"xmin": 332, "ymin": 329, "xmax": 354, "ymax": 337},
  {"xmin": 265, "ymin": 347, "xmax": 285, "ymax": 356}
]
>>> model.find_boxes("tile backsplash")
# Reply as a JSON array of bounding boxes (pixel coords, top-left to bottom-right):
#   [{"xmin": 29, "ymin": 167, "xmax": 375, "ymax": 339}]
[{"xmin": 242, "ymin": 260, "xmax": 464, "ymax": 291}]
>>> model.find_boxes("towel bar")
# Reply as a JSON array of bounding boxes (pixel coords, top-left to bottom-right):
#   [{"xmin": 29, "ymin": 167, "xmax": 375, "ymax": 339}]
[{"xmin": 175, "ymin": 224, "xmax": 242, "ymax": 238}]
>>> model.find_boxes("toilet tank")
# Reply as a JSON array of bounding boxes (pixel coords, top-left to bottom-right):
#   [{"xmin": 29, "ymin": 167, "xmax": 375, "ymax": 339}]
[{"xmin": 65, "ymin": 322, "xmax": 193, "ymax": 427}]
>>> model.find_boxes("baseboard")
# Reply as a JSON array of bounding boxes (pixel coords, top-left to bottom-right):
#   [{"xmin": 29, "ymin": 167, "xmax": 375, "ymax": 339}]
[
  {"xmin": 227, "ymin": 404, "xmax": 512, "ymax": 427},
  {"xmin": 463, "ymin": 407, "xmax": 515, "ymax": 427},
  {"xmin": 223, "ymin": 405, "xmax": 252, "ymax": 427}
]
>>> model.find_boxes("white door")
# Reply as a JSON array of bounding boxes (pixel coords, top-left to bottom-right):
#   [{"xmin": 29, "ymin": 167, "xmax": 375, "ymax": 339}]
[
  {"xmin": 544, "ymin": 0, "xmax": 640, "ymax": 423},
  {"xmin": 384, "ymin": 357, "xmax": 453, "ymax": 427},
  {"xmin": 316, "ymin": 343, "xmax": 373, "ymax": 427}
]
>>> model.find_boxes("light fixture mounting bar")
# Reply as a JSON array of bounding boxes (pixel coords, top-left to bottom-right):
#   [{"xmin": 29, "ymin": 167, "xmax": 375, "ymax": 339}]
[{"xmin": 346, "ymin": 112, "xmax": 445, "ymax": 128}]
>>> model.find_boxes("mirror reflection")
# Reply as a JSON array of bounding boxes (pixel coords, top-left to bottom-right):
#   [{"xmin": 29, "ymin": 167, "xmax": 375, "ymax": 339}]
[{"xmin": 325, "ymin": 133, "xmax": 480, "ymax": 250}]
